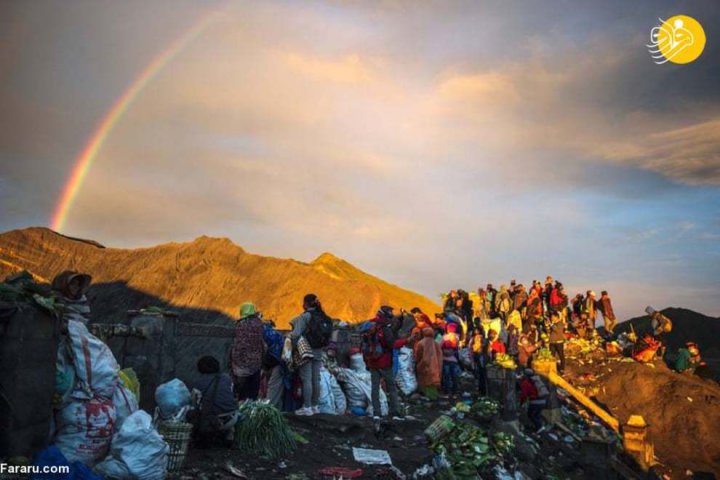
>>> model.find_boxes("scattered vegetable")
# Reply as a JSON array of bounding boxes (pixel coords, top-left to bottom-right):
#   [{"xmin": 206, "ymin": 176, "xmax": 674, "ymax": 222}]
[{"xmin": 234, "ymin": 401, "xmax": 296, "ymax": 459}]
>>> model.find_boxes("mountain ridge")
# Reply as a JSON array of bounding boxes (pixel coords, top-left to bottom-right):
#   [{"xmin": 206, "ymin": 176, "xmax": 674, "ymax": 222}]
[{"xmin": 0, "ymin": 227, "xmax": 439, "ymax": 328}]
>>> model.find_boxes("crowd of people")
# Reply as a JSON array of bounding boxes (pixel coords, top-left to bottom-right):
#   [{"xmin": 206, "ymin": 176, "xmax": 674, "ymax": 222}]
[
  {"xmin": 42, "ymin": 270, "xmax": 712, "ymax": 447},
  {"xmin": 195, "ymin": 277, "xmax": 705, "ymax": 434}
]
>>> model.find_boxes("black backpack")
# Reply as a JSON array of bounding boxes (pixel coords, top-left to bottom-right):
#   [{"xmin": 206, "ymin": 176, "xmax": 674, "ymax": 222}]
[{"xmin": 305, "ymin": 310, "xmax": 333, "ymax": 348}]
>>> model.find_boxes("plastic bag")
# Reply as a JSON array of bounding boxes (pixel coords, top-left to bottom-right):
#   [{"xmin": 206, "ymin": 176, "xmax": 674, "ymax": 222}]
[
  {"xmin": 32, "ymin": 445, "xmax": 104, "ymax": 480},
  {"xmin": 95, "ymin": 410, "xmax": 168, "ymax": 480},
  {"xmin": 281, "ymin": 337, "xmax": 293, "ymax": 365},
  {"xmin": 118, "ymin": 368, "xmax": 140, "ymax": 404},
  {"xmin": 154, "ymin": 379, "xmax": 191, "ymax": 421},
  {"xmin": 67, "ymin": 320, "xmax": 120, "ymax": 400},
  {"xmin": 350, "ymin": 353, "xmax": 367, "ymax": 373},
  {"xmin": 336, "ymin": 368, "xmax": 387, "ymax": 416},
  {"xmin": 328, "ymin": 371, "xmax": 347, "ymax": 414},
  {"xmin": 395, "ymin": 347, "xmax": 417, "ymax": 396},
  {"xmin": 113, "ymin": 383, "xmax": 139, "ymax": 429},
  {"xmin": 55, "ymin": 338, "xmax": 76, "ymax": 408},
  {"xmin": 54, "ymin": 397, "xmax": 117, "ymax": 467},
  {"xmin": 318, "ymin": 369, "xmax": 336, "ymax": 414},
  {"xmin": 458, "ymin": 347, "xmax": 474, "ymax": 369}
]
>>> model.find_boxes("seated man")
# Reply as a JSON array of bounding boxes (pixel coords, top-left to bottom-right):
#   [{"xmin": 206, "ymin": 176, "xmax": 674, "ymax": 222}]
[
  {"xmin": 675, "ymin": 342, "xmax": 701, "ymax": 374},
  {"xmin": 190, "ymin": 356, "xmax": 238, "ymax": 447}
]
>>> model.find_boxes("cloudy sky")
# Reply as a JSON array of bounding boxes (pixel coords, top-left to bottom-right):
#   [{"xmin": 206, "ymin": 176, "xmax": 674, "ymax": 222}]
[{"xmin": 1, "ymin": 0, "xmax": 719, "ymax": 319}]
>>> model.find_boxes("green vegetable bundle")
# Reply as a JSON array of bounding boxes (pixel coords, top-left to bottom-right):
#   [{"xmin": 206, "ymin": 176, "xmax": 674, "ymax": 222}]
[
  {"xmin": 234, "ymin": 401, "xmax": 296, "ymax": 459},
  {"xmin": 493, "ymin": 353, "xmax": 517, "ymax": 370},
  {"xmin": 492, "ymin": 432, "xmax": 514, "ymax": 456},
  {"xmin": 535, "ymin": 348, "xmax": 554, "ymax": 361},
  {"xmin": 432, "ymin": 423, "xmax": 492, "ymax": 478},
  {"xmin": 470, "ymin": 398, "xmax": 500, "ymax": 419}
]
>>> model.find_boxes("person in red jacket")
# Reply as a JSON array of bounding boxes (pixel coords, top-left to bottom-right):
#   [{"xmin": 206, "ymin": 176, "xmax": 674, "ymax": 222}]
[
  {"xmin": 363, "ymin": 306, "xmax": 408, "ymax": 420},
  {"xmin": 519, "ymin": 369, "xmax": 548, "ymax": 431},
  {"xmin": 487, "ymin": 329, "xmax": 506, "ymax": 360}
]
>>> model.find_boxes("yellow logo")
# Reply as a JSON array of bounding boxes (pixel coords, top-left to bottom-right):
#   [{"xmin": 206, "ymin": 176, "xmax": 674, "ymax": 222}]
[{"xmin": 647, "ymin": 15, "xmax": 706, "ymax": 64}]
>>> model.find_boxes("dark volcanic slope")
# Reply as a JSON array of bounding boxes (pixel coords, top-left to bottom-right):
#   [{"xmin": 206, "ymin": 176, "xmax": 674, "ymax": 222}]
[
  {"xmin": 0, "ymin": 227, "xmax": 439, "ymax": 328},
  {"xmin": 617, "ymin": 308, "xmax": 720, "ymax": 358}
]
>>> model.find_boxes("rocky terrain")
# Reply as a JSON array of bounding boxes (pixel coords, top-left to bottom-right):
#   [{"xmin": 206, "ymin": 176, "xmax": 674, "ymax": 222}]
[{"xmin": 0, "ymin": 227, "xmax": 438, "ymax": 328}]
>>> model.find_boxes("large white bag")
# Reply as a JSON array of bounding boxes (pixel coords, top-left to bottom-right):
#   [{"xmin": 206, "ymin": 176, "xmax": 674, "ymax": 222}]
[
  {"xmin": 337, "ymin": 368, "xmax": 387, "ymax": 416},
  {"xmin": 113, "ymin": 383, "xmax": 139, "ymax": 429},
  {"xmin": 67, "ymin": 319, "xmax": 120, "ymax": 400},
  {"xmin": 350, "ymin": 353, "xmax": 368, "ymax": 373},
  {"xmin": 154, "ymin": 379, "xmax": 191, "ymax": 421},
  {"xmin": 328, "ymin": 372, "xmax": 347, "ymax": 414},
  {"xmin": 95, "ymin": 410, "xmax": 168, "ymax": 480},
  {"xmin": 395, "ymin": 347, "xmax": 418, "ymax": 396},
  {"xmin": 318, "ymin": 369, "xmax": 336, "ymax": 414},
  {"xmin": 54, "ymin": 397, "xmax": 117, "ymax": 466}
]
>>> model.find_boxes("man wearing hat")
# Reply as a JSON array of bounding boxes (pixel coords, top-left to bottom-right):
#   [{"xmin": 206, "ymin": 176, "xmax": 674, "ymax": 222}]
[
  {"xmin": 230, "ymin": 302, "xmax": 264, "ymax": 401},
  {"xmin": 52, "ymin": 270, "xmax": 93, "ymax": 325}
]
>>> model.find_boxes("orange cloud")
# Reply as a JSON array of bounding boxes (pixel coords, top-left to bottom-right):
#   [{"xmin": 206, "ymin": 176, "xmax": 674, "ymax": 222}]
[{"xmin": 281, "ymin": 52, "xmax": 374, "ymax": 85}]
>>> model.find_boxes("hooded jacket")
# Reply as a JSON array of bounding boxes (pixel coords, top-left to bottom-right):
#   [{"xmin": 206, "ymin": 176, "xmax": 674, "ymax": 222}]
[
  {"xmin": 364, "ymin": 315, "xmax": 408, "ymax": 370},
  {"xmin": 414, "ymin": 327, "xmax": 443, "ymax": 387}
]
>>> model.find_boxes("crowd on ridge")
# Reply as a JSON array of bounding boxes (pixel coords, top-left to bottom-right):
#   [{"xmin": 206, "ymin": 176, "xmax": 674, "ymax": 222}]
[
  {"xmin": 218, "ymin": 277, "xmax": 710, "ymax": 428},
  {"xmin": 46, "ymin": 270, "xmax": 711, "ymax": 447}
]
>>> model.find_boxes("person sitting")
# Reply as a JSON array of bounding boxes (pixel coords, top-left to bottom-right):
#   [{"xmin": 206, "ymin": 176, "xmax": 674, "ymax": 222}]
[
  {"xmin": 675, "ymin": 342, "xmax": 701, "ymax": 374},
  {"xmin": 51, "ymin": 271, "xmax": 93, "ymax": 325},
  {"xmin": 632, "ymin": 333, "xmax": 661, "ymax": 363},
  {"xmin": 190, "ymin": 356, "xmax": 238, "ymax": 447}
]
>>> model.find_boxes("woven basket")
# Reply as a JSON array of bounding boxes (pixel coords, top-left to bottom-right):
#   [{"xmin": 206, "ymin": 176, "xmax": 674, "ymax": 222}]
[
  {"xmin": 157, "ymin": 421, "xmax": 193, "ymax": 472},
  {"xmin": 424, "ymin": 415, "xmax": 456, "ymax": 443}
]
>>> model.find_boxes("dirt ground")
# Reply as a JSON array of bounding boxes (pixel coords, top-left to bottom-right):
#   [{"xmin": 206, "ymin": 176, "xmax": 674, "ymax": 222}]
[
  {"xmin": 565, "ymin": 344, "xmax": 720, "ymax": 478},
  {"xmin": 169, "ymin": 343, "xmax": 720, "ymax": 480},
  {"xmin": 175, "ymin": 387, "xmax": 610, "ymax": 480}
]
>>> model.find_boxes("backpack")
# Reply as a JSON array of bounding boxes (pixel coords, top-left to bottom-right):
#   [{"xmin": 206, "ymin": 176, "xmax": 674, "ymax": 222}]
[
  {"xmin": 305, "ymin": 310, "xmax": 333, "ymax": 348},
  {"xmin": 362, "ymin": 322, "xmax": 395, "ymax": 361},
  {"xmin": 531, "ymin": 375, "xmax": 549, "ymax": 398}
]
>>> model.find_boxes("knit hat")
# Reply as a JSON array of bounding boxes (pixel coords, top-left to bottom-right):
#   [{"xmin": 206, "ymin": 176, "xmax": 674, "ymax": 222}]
[
  {"xmin": 645, "ymin": 306, "xmax": 656, "ymax": 316},
  {"xmin": 239, "ymin": 302, "xmax": 257, "ymax": 319},
  {"xmin": 197, "ymin": 355, "xmax": 220, "ymax": 374}
]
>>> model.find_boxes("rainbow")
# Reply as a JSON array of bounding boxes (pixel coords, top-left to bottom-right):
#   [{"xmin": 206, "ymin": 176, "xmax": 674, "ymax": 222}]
[{"xmin": 50, "ymin": 10, "xmax": 220, "ymax": 231}]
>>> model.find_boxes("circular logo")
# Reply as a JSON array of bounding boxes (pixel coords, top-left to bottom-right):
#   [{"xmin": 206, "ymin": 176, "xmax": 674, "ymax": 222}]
[{"xmin": 649, "ymin": 15, "xmax": 706, "ymax": 64}]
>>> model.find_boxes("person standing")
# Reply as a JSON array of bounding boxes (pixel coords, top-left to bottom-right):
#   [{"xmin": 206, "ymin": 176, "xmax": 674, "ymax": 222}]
[
  {"xmin": 525, "ymin": 285, "xmax": 543, "ymax": 331},
  {"xmin": 363, "ymin": 306, "xmax": 408, "ymax": 420},
  {"xmin": 475, "ymin": 289, "xmax": 491, "ymax": 322},
  {"xmin": 485, "ymin": 284, "xmax": 497, "ymax": 313},
  {"xmin": 518, "ymin": 334, "xmax": 538, "ymax": 368},
  {"xmin": 230, "ymin": 302, "xmax": 265, "ymax": 400},
  {"xmin": 584, "ymin": 291, "xmax": 598, "ymax": 330},
  {"xmin": 597, "ymin": 291, "xmax": 617, "ymax": 335},
  {"xmin": 468, "ymin": 327, "xmax": 488, "ymax": 395},
  {"xmin": 495, "ymin": 285, "xmax": 511, "ymax": 322},
  {"xmin": 262, "ymin": 320, "xmax": 286, "ymax": 410},
  {"xmin": 548, "ymin": 311, "xmax": 566, "ymax": 373},
  {"xmin": 414, "ymin": 327, "xmax": 443, "ymax": 400},
  {"xmin": 440, "ymin": 323, "xmax": 461, "ymax": 396},
  {"xmin": 290, "ymin": 294, "xmax": 333, "ymax": 416}
]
